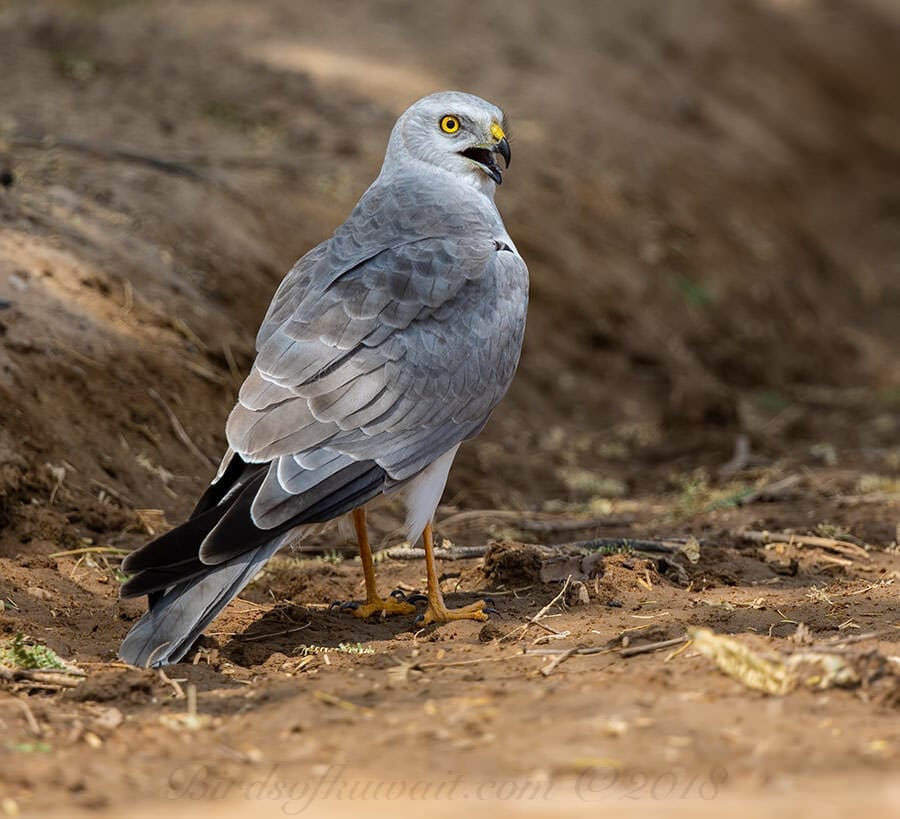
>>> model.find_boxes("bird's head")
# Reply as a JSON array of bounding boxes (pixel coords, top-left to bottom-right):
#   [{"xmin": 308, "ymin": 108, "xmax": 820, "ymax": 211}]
[{"xmin": 383, "ymin": 91, "xmax": 511, "ymax": 192}]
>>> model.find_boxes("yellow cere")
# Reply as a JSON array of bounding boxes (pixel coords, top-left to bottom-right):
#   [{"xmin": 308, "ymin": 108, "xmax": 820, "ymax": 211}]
[{"xmin": 490, "ymin": 122, "xmax": 506, "ymax": 142}]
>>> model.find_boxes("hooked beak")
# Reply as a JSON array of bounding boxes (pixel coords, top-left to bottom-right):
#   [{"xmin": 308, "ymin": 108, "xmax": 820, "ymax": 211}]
[
  {"xmin": 459, "ymin": 136, "xmax": 511, "ymax": 185},
  {"xmin": 495, "ymin": 136, "xmax": 511, "ymax": 169}
]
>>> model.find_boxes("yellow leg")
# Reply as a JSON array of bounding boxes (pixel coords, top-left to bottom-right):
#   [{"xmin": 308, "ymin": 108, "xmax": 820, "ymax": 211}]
[
  {"xmin": 341, "ymin": 507, "xmax": 416, "ymax": 619},
  {"xmin": 419, "ymin": 522, "xmax": 490, "ymax": 624},
  {"xmin": 354, "ymin": 507, "xmax": 380, "ymax": 603}
]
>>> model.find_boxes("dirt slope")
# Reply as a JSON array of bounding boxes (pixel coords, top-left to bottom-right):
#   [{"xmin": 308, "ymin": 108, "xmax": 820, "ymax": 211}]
[{"xmin": 1, "ymin": 1, "xmax": 900, "ymax": 816}]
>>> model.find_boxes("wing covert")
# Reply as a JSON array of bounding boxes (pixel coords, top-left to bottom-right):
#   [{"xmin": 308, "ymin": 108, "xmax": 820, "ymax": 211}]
[{"xmin": 227, "ymin": 235, "xmax": 528, "ymax": 494}]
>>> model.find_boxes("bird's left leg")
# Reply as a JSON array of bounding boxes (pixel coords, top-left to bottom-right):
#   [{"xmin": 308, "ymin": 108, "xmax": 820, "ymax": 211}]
[
  {"xmin": 417, "ymin": 522, "xmax": 493, "ymax": 624},
  {"xmin": 333, "ymin": 507, "xmax": 417, "ymax": 618}
]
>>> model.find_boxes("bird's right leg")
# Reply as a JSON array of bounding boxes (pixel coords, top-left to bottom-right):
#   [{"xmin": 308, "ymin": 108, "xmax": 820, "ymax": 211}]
[
  {"xmin": 332, "ymin": 507, "xmax": 417, "ymax": 618},
  {"xmin": 417, "ymin": 522, "xmax": 493, "ymax": 624}
]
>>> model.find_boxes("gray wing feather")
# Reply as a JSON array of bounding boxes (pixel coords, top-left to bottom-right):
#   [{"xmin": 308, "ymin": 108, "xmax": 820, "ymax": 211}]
[
  {"xmin": 227, "ymin": 398, "xmax": 339, "ymax": 460},
  {"xmin": 277, "ymin": 449, "xmax": 348, "ymax": 492},
  {"xmin": 237, "ymin": 368, "xmax": 293, "ymax": 411},
  {"xmin": 228, "ymin": 176, "xmax": 527, "ymax": 526},
  {"xmin": 252, "ymin": 452, "xmax": 358, "ymax": 527},
  {"xmin": 229, "ymin": 241, "xmax": 527, "ymax": 482}
]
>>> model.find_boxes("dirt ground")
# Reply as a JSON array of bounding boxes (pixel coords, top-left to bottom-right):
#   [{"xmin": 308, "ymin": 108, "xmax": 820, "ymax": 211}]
[{"xmin": 2, "ymin": 1, "xmax": 900, "ymax": 816}]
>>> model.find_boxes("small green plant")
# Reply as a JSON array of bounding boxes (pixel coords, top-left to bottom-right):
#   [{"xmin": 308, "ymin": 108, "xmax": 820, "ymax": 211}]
[
  {"xmin": 7, "ymin": 741, "xmax": 53, "ymax": 754},
  {"xmin": 669, "ymin": 468, "xmax": 711, "ymax": 516},
  {"xmin": 294, "ymin": 642, "xmax": 375, "ymax": 656},
  {"xmin": 335, "ymin": 642, "xmax": 375, "ymax": 655},
  {"xmin": 588, "ymin": 541, "xmax": 635, "ymax": 556},
  {"xmin": 667, "ymin": 469, "xmax": 759, "ymax": 517},
  {"xmin": 202, "ymin": 100, "xmax": 247, "ymax": 128},
  {"xmin": 0, "ymin": 634, "xmax": 67, "ymax": 670},
  {"xmin": 754, "ymin": 390, "xmax": 791, "ymax": 413},
  {"xmin": 673, "ymin": 274, "xmax": 714, "ymax": 308},
  {"xmin": 815, "ymin": 522, "xmax": 852, "ymax": 541},
  {"xmin": 809, "ymin": 442, "xmax": 838, "ymax": 466},
  {"xmin": 557, "ymin": 466, "xmax": 627, "ymax": 497},
  {"xmin": 52, "ymin": 50, "xmax": 97, "ymax": 82},
  {"xmin": 706, "ymin": 486, "xmax": 758, "ymax": 511}
]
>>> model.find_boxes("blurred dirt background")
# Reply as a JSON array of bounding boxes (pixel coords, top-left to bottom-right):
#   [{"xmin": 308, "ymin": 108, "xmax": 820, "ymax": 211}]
[{"xmin": 1, "ymin": 0, "xmax": 900, "ymax": 816}]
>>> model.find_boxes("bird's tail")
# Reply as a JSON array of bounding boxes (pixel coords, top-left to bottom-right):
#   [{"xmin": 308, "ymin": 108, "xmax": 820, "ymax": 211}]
[
  {"xmin": 117, "ymin": 534, "xmax": 288, "ymax": 667},
  {"xmin": 117, "ymin": 450, "xmax": 385, "ymax": 667}
]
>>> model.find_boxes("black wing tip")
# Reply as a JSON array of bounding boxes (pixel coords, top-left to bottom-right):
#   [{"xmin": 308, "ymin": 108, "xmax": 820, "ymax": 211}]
[
  {"xmin": 190, "ymin": 453, "xmax": 254, "ymax": 519},
  {"xmin": 196, "ymin": 460, "xmax": 386, "ymax": 565},
  {"xmin": 119, "ymin": 562, "xmax": 205, "ymax": 599},
  {"xmin": 121, "ymin": 459, "xmax": 387, "ymax": 598}
]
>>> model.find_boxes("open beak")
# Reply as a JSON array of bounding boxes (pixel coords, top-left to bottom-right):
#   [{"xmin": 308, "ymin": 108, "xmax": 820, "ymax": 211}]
[{"xmin": 459, "ymin": 136, "xmax": 511, "ymax": 185}]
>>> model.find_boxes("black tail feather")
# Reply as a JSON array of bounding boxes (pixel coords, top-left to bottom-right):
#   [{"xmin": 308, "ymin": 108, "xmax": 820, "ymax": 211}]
[
  {"xmin": 119, "ymin": 455, "xmax": 387, "ymax": 623},
  {"xmin": 121, "ymin": 559, "xmax": 207, "ymax": 598},
  {"xmin": 120, "ymin": 469, "xmax": 268, "ymax": 597},
  {"xmin": 199, "ymin": 460, "xmax": 386, "ymax": 564},
  {"xmin": 189, "ymin": 452, "xmax": 260, "ymax": 519},
  {"xmin": 121, "ymin": 504, "xmax": 231, "ymax": 576}
]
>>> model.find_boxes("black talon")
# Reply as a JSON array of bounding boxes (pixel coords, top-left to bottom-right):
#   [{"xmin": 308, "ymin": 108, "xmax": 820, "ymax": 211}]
[
  {"xmin": 413, "ymin": 613, "xmax": 425, "ymax": 626},
  {"xmin": 389, "ymin": 589, "xmax": 408, "ymax": 601},
  {"xmin": 329, "ymin": 599, "xmax": 362, "ymax": 611},
  {"xmin": 404, "ymin": 593, "xmax": 428, "ymax": 605},
  {"xmin": 481, "ymin": 597, "xmax": 495, "ymax": 608},
  {"xmin": 483, "ymin": 607, "xmax": 501, "ymax": 617}
]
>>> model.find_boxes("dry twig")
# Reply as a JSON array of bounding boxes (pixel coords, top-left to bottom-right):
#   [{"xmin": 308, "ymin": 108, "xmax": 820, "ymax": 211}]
[
  {"xmin": 0, "ymin": 666, "xmax": 84, "ymax": 688},
  {"xmin": 540, "ymin": 648, "xmax": 578, "ymax": 676},
  {"xmin": 718, "ymin": 434, "xmax": 753, "ymax": 478},
  {"xmin": 619, "ymin": 636, "xmax": 688, "ymax": 658},
  {"xmin": 0, "ymin": 697, "xmax": 43, "ymax": 736},
  {"xmin": 148, "ymin": 388, "xmax": 215, "ymax": 467},
  {"xmin": 563, "ymin": 537, "xmax": 682, "ymax": 555},
  {"xmin": 386, "ymin": 537, "xmax": 684, "ymax": 562},
  {"xmin": 237, "ymin": 623, "xmax": 312, "ymax": 642},
  {"xmin": 89, "ymin": 479, "xmax": 134, "ymax": 507},
  {"xmin": 158, "ymin": 668, "xmax": 186, "ymax": 700},
  {"xmin": 737, "ymin": 529, "xmax": 869, "ymax": 560},
  {"xmin": 737, "ymin": 474, "xmax": 802, "ymax": 505},
  {"xmin": 501, "ymin": 576, "xmax": 573, "ymax": 643},
  {"xmin": 48, "ymin": 546, "xmax": 129, "ymax": 559},
  {"xmin": 384, "ymin": 545, "xmax": 487, "ymax": 561},
  {"xmin": 783, "ymin": 631, "xmax": 883, "ymax": 654},
  {"xmin": 532, "ymin": 575, "xmax": 572, "ymax": 621},
  {"xmin": 523, "ymin": 632, "xmax": 689, "ymax": 676}
]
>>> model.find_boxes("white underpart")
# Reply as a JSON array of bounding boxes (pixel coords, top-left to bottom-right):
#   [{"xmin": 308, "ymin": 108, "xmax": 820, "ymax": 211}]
[{"xmin": 401, "ymin": 443, "xmax": 460, "ymax": 544}]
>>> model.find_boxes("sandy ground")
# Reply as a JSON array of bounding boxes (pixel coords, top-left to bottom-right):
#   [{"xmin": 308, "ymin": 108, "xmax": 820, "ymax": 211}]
[{"xmin": 1, "ymin": 1, "xmax": 900, "ymax": 816}]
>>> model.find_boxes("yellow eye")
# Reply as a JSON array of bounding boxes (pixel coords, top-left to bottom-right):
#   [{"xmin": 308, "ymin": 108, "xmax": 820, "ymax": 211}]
[{"xmin": 440, "ymin": 115, "xmax": 460, "ymax": 134}]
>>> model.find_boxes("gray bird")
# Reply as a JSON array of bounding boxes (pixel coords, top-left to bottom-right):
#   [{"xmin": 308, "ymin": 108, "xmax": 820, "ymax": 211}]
[{"xmin": 118, "ymin": 91, "xmax": 528, "ymax": 667}]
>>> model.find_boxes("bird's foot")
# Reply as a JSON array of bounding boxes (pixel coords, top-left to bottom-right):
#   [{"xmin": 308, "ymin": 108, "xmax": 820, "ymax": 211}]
[
  {"xmin": 330, "ymin": 589, "xmax": 417, "ymax": 619},
  {"xmin": 416, "ymin": 596, "xmax": 498, "ymax": 625}
]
